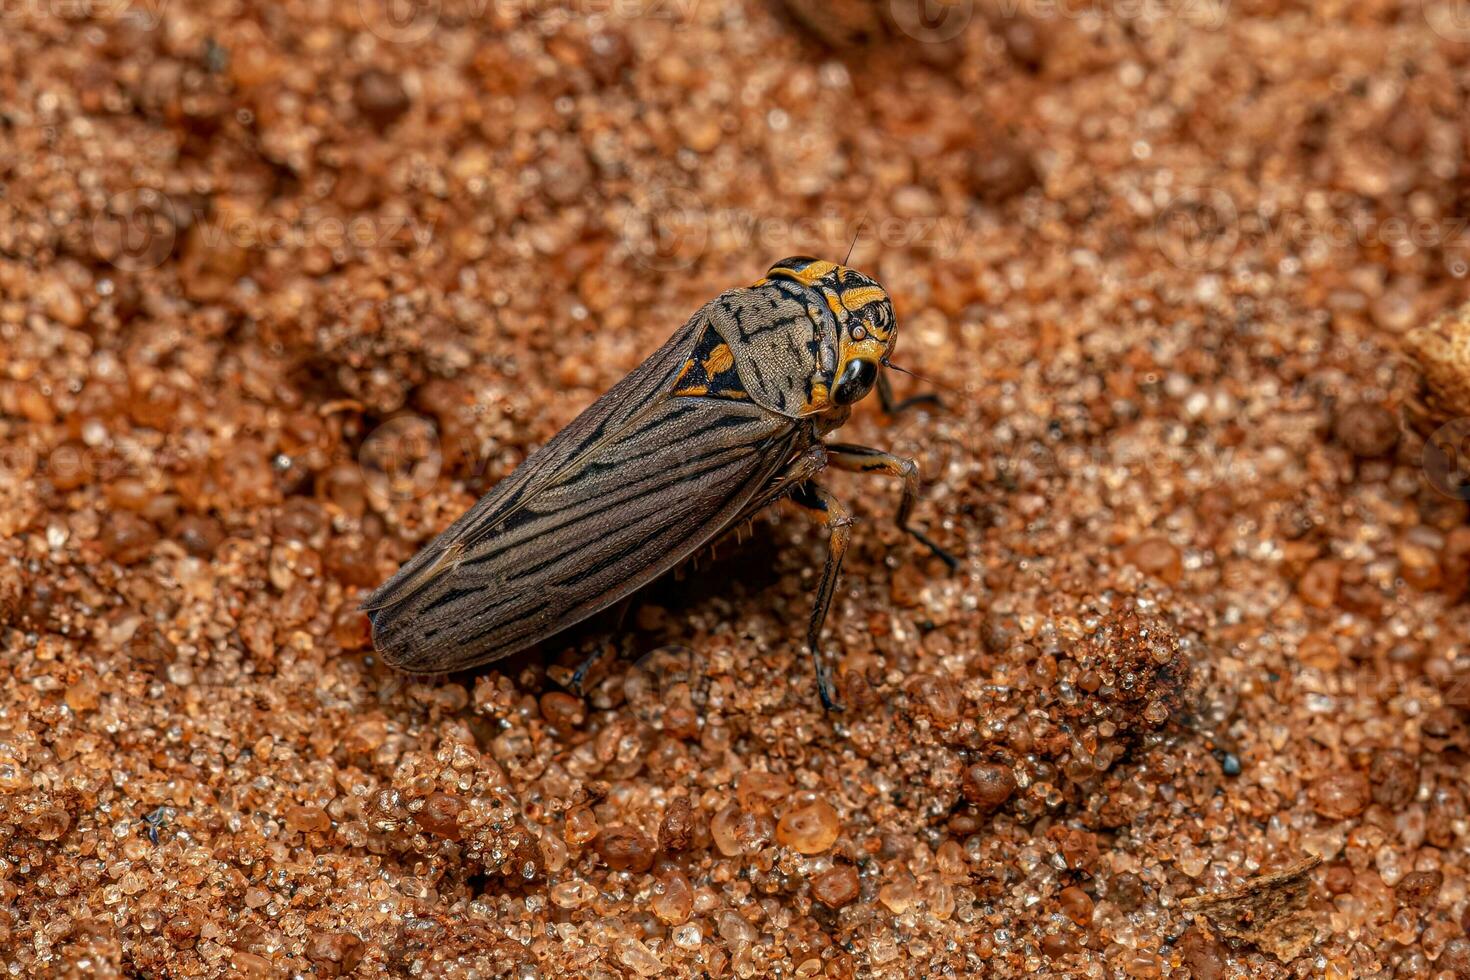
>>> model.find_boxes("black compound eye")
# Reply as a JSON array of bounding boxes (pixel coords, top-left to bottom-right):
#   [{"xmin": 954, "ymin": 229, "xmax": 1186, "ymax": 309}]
[{"xmin": 832, "ymin": 359, "xmax": 878, "ymax": 405}]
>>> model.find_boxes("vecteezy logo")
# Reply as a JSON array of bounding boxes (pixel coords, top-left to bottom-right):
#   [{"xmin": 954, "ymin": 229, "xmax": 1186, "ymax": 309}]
[
  {"xmin": 622, "ymin": 188, "xmax": 710, "ymax": 273},
  {"xmin": 359, "ymin": 415, "xmax": 443, "ymax": 504},
  {"xmin": 358, "ymin": 0, "xmax": 441, "ymax": 44},
  {"xmin": 1424, "ymin": 0, "xmax": 1470, "ymax": 43},
  {"xmin": 889, "ymin": 0, "xmax": 974, "ymax": 43},
  {"xmin": 1154, "ymin": 187, "xmax": 1240, "ymax": 272},
  {"xmin": 1424, "ymin": 417, "xmax": 1470, "ymax": 501},
  {"xmin": 91, "ymin": 190, "xmax": 178, "ymax": 272}
]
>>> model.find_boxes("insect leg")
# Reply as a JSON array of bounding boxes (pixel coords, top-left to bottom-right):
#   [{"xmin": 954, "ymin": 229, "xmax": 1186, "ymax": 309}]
[
  {"xmin": 574, "ymin": 446, "xmax": 832, "ymax": 696},
  {"xmin": 877, "ymin": 372, "xmax": 942, "ymax": 416},
  {"xmin": 785, "ymin": 481, "xmax": 853, "ymax": 712},
  {"xmin": 610, "ymin": 594, "xmax": 636, "ymax": 630},
  {"xmin": 824, "ymin": 443, "xmax": 959, "ymax": 570},
  {"xmin": 718, "ymin": 443, "xmax": 830, "ymax": 535},
  {"xmin": 568, "ymin": 594, "xmax": 638, "ymax": 693}
]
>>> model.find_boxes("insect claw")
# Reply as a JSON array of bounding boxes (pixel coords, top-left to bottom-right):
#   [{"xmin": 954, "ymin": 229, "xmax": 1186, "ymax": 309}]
[
  {"xmin": 911, "ymin": 529, "xmax": 960, "ymax": 573},
  {"xmin": 571, "ymin": 644, "xmax": 616, "ymax": 694},
  {"xmin": 818, "ymin": 684, "xmax": 845, "ymax": 713},
  {"xmin": 811, "ymin": 651, "xmax": 845, "ymax": 712}
]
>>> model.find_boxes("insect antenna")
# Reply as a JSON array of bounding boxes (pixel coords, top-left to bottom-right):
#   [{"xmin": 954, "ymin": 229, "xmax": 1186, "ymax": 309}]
[
  {"xmin": 844, "ymin": 211, "xmax": 869, "ymax": 265},
  {"xmin": 880, "ymin": 357, "xmax": 959, "ymax": 395}
]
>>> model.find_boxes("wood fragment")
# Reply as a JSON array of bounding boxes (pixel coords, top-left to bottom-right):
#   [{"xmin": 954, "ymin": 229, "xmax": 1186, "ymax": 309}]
[{"xmin": 1180, "ymin": 857, "xmax": 1321, "ymax": 962}]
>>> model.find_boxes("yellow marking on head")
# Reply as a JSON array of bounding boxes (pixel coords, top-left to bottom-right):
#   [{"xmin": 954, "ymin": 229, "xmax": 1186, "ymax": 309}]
[
  {"xmin": 703, "ymin": 343, "xmax": 734, "ymax": 375},
  {"xmin": 676, "ymin": 358, "xmax": 696, "ymax": 383},
  {"xmin": 824, "ymin": 291, "xmax": 845, "ymax": 318},
  {"xmin": 798, "ymin": 380, "xmax": 831, "ymax": 415},
  {"xmin": 674, "ymin": 384, "xmax": 709, "ymax": 397},
  {"xmin": 834, "ymin": 339, "xmax": 889, "ymax": 389},
  {"xmin": 841, "ymin": 338, "xmax": 887, "ymax": 363},
  {"xmin": 840, "ymin": 286, "xmax": 889, "ymax": 312}
]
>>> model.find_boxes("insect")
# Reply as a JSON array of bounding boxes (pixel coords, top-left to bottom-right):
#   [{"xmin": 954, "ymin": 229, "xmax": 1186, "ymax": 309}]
[{"xmin": 364, "ymin": 256, "xmax": 955, "ymax": 710}]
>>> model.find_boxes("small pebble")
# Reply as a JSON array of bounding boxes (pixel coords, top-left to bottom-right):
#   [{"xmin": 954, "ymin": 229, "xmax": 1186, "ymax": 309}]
[
  {"xmin": 172, "ymin": 514, "xmax": 224, "ymax": 558},
  {"xmin": 550, "ymin": 879, "xmax": 596, "ymax": 909},
  {"xmin": 710, "ymin": 802, "xmax": 774, "ymax": 857},
  {"xmin": 354, "ymin": 69, "xmax": 410, "ymax": 130},
  {"xmin": 970, "ymin": 133, "xmax": 1040, "ymax": 202},
  {"xmin": 539, "ymin": 692, "xmax": 586, "ymax": 728},
  {"xmin": 1324, "ymin": 863, "xmax": 1355, "ymax": 895},
  {"xmin": 1177, "ymin": 927, "xmax": 1225, "ymax": 980},
  {"xmin": 285, "ymin": 805, "xmax": 331, "ymax": 834},
  {"xmin": 596, "ymin": 826, "xmax": 656, "ymax": 873},
  {"xmin": 659, "ymin": 796, "xmax": 694, "ymax": 853},
  {"xmin": 1442, "ymin": 528, "xmax": 1470, "ymax": 600},
  {"xmin": 1297, "ymin": 558, "xmax": 1341, "ymax": 609},
  {"xmin": 1039, "ymin": 932, "xmax": 1079, "ymax": 959},
  {"xmin": 1395, "ymin": 869, "xmax": 1443, "ymax": 909},
  {"xmin": 303, "ymin": 933, "xmax": 364, "ymax": 976},
  {"xmin": 615, "ymin": 937, "xmax": 664, "ymax": 977},
  {"xmin": 775, "ymin": 798, "xmax": 840, "ymax": 854},
  {"xmin": 100, "ymin": 513, "xmax": 158, "ymax": 565},
  {"xmin": 650, "ymin": 870, "xmax": 693, "ymax": 925},
  {"xmin": 810, "ymin": 864, "xmax": 860, "ymax": 908},
  {"xmin": 1126, "ymin": 535, "xmax": 1183, "ymax": 585},
  {"xmin": 1109, "ymin": 872, "xmax": 1147, "ymax": 911},
  {"xmin": 1310, "ymin": 771, "xmax": 1372, "ymax": 821},
  {"xmin": 414, "ymin": 793, "xmax": 465, "ymax": 840},
  {"xmin": 563, "ymin": 805, "xmax": 599, "ymax": 846},
  {"xmin": 1369, "ymin": 749, "xmax": 1419, "ymax": 809},
  {"xmin": 1442, "ymin": 938, "xmax": 1470, "ymax": 976},
  {"xmin": 1058, "ymin": 886, "xmax": 1093, "ymax": 926},
  {"xmin": 1332, "ymin": 402, "xmax": 1400, "ymax": 458},
  {"xmin": 0, "ymin": 565, "xmax": 22, "ymax": 626},
  {"xmin": 25, "ymin": 806, "xmax": 71, "ymax": 842},
  {"xmin": 961, "ymin": 762, "xmax": 1017, "ymax": 810}
]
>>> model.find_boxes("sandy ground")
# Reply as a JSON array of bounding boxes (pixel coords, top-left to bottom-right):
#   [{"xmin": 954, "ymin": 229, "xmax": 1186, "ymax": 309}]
[{"xmin": 3, "ymin": 0, "xmax": 1470, "ymax": 976}]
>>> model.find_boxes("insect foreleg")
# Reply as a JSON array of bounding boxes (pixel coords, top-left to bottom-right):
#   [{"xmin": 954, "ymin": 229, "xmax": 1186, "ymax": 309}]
[
  {"xmin": 825, "ymin": 443, "xmax": 959, "ymax": 570},
  {"xmin": 785, "ymin": 481, "xmax": 853, "ymax": 712}
]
